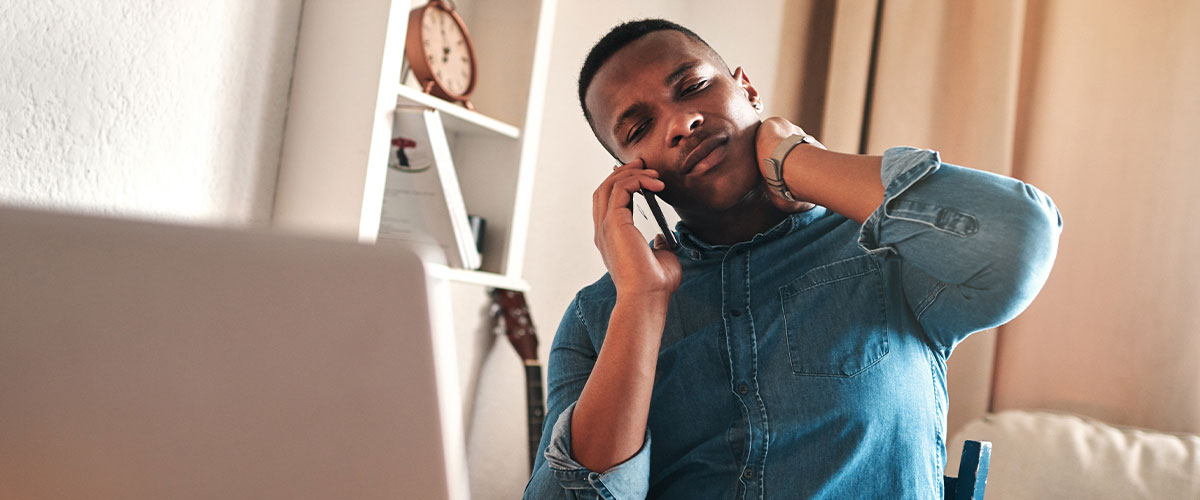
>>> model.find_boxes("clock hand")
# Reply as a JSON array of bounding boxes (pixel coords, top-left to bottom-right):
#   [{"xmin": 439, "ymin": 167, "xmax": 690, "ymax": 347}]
[{"xmin": 440, "ymin": 15, "xmax": 449, "ymax": 50}]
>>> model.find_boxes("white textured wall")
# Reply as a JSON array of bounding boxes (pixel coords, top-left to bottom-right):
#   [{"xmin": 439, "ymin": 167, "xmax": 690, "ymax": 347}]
[{"xmin": 0, "ymin": 0, "xmax": 302, "ymax": 226}]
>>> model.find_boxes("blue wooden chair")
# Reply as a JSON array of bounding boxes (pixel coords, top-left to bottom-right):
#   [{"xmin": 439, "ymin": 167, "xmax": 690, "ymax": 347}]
[{"xmin": 944, "ymin": 440, "xmax": 992, "ymax": 500}]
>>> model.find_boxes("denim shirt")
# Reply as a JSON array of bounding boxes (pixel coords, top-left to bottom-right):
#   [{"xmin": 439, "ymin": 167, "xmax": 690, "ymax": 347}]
[{"xmin": 524, "ymin": 147, "xmax": 1062, "ymax": 499}]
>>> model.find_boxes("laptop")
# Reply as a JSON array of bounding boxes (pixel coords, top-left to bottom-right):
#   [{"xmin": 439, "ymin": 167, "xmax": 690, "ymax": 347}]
[{"xmin": 0, "ymin": 207, "xmax": 469, "ymax": 500}]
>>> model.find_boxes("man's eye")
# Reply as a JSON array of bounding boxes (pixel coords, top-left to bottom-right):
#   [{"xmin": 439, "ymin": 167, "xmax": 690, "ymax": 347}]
[
  {"xmin": 628, "ymin": 121, "xmax": 649, "ymax": 143},
  {"xmin": 682, "ymin": 79, "xmax": 707, "ymax": 95}
]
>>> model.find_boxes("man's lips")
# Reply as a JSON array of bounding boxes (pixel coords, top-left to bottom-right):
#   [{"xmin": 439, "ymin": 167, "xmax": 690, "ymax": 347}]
[{"xmin": 681, "ymin": 135, "xmax": 729, "ymax": 176}]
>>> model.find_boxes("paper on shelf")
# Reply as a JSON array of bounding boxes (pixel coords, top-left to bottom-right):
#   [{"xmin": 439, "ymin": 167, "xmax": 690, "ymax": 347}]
[{"xmin": 378, "ymin": 107, "xmax": 481, "ymax": 270}]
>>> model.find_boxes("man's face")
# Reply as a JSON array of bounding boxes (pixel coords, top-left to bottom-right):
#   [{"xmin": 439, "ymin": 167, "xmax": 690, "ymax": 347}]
[{"xmin": 585, "ymin": 30, "xmax": 763, "ymax": 214}]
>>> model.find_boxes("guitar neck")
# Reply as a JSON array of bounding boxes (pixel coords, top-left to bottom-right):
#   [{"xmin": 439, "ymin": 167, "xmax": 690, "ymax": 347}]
[
  {"xmin": 489, "ymin": 288, "xmax": 544, "ymax": 471},
  {"xmin": 524, "ymin": 362, "xmax": 545, "ymax": 470}
]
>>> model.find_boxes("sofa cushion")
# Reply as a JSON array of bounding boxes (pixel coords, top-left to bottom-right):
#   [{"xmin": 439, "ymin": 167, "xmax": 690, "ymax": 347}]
[{"xmin": 948, "ymin": 410, "xmax": 1200, "ymax": 500}]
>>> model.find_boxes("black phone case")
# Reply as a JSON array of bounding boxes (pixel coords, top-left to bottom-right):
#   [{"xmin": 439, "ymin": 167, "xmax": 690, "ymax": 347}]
[{"xmin": 640, "ymin": 189, "xmax": 679, "ymax": 250}]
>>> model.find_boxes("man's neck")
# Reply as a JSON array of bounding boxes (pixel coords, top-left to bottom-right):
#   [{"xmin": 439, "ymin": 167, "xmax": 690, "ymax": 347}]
[{"xmin": 675, "ymin": 191, "xmax": 795, "ymax": 247}]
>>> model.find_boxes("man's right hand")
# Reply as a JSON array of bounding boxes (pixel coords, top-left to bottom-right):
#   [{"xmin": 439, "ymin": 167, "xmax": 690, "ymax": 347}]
[
  {"xmin": 574, "ymin": 158, "xmax": 680, "ymax": 472},
  {"xmin": 592, "ymin": 159, "xmax": 682, "ymax": 301}
]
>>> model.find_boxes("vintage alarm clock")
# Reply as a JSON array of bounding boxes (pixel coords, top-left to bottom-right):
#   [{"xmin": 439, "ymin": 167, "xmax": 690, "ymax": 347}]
[{"xmin": 404, "ymin": 0, "xmax": 478, "ymax": 109}]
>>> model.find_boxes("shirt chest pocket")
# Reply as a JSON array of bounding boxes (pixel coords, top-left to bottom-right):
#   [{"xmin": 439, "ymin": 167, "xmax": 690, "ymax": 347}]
[{"xmin": 778, "ymin": 254, "xmax": 890, "ymax": 377}]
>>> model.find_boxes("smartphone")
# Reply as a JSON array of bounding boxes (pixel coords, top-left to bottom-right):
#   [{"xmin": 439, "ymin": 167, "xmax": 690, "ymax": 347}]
[{"xmin": 635, "ymin": 188, "xmax": 679, "ymax": 250}]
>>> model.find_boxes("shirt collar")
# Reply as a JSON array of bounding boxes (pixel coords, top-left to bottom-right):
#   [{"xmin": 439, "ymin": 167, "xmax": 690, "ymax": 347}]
[{"xmin": 675, "ymin": 206, "xmax": 828, "ymax": 259}]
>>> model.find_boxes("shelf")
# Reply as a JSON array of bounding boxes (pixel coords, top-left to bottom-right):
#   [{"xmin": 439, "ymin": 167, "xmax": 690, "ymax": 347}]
[
  {"xmin": 427, "ymin": 265, "xmax": 530, "ymax": 291},
  {"xmin": 396, "ymin": 85, "xmax": 520, "ymax": 139},
  {"xmin": 275, "ymin": 0, "xmax": 552, "ymax": 283}
]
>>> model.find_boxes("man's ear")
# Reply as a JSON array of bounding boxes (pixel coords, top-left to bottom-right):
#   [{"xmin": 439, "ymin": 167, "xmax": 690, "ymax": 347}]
[{"xmin": 732, "ymin": 67, "xmax": 760, "ymax": 108}]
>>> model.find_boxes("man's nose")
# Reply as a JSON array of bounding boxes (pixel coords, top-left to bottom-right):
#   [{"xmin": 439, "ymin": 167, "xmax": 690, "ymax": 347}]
[{"xmin": 667, "ymin": 111, "xmax": 703, "ymax": 148}]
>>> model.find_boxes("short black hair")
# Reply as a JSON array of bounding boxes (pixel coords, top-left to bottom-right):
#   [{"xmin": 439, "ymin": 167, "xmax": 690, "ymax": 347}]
[{"xmin": 577, "ymin": 19, "xmax": 727, "ymax": 127}]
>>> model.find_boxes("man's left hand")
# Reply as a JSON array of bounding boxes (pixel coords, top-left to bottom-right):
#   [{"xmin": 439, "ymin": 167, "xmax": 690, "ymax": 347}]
[{"xmin": 754, "ymin": 116, "xmax": 825, "ymax": 213}]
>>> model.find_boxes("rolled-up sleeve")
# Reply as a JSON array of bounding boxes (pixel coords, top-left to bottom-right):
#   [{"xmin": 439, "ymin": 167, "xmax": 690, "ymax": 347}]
[
  {"xmin": 858, "ymin": 147, "xmax": 1063, "ymax": 355},
  {"xmin": 524, "ymin": 296, "xmax": 652, "ymax": 499}
]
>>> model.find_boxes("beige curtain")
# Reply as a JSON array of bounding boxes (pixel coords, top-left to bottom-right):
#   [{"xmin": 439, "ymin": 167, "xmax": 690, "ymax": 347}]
[
  {"xmin": 808, "ymin": 0, "xmax": 1200, "ymax": 435},
  {"xmin": 990, "ymin": 0, "xmax": 1200, "ymax": 434}
]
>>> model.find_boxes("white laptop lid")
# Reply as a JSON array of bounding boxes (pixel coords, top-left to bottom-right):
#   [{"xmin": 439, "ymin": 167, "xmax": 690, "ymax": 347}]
[{"xmin": 0, "ymin": 207, "xmax": 468, "ymax": 500}]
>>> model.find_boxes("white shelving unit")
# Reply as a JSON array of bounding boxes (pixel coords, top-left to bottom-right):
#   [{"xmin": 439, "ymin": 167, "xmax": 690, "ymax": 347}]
[{"xmin": 273, "ymin": 0, "xmax": 556, "ymax": 291}]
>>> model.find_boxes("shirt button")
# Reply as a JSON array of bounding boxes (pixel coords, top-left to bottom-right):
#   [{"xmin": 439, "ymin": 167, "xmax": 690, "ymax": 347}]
[
  {"xmin": 743, "ymin": 469, "xmax": 754, "ymax": 479},
  {"xmin": 730, "ymin": 308, "xmax": 742, "ymax": 317},
  {"xmin": 737, "ymin": 383, "xmax": 749, "ymax": 395}
]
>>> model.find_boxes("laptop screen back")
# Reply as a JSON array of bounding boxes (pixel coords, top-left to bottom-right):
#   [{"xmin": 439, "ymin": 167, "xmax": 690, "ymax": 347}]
[{"xmin": 0, "ymin": 208, "xmax": 468, "ymax": 500}]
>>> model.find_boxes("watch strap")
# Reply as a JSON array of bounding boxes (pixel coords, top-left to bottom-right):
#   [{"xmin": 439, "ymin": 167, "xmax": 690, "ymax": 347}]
[{"xmin": 761, "ymin": 133, "xmax": 814, "ymax": 202}]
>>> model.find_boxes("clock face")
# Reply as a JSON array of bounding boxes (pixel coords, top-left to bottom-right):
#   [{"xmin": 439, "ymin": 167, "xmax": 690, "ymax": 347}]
[{"xmin": 420, "ymin": 7, "xmax": 473, "ymax": 97}]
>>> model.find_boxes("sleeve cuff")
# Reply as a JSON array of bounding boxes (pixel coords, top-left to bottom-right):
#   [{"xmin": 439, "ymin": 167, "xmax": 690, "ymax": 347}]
[
  {"xmin": 543, "ymin": 401, "xmax": 652, "ymax": 499},
  {"xmin": 857, "ymin": 146, "xmax": 944, "ymax": 253}
]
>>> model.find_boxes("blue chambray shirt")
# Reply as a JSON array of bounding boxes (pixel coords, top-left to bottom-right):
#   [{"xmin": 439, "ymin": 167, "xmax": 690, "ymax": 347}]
[{"xmin": 524, "ymin": 147, "xmax": 1062, "ymax": 499}]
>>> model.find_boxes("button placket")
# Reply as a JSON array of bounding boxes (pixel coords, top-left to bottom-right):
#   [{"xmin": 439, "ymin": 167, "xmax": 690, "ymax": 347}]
[{"xmin": 722, "ymin": 245, "xmax": 766, "ymax": 498}]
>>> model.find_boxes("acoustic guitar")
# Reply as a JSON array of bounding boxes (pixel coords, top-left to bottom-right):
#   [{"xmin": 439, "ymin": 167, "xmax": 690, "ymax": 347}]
[{"xmin": 489, "ymin": 288, "xmax": 545, "ymax": 470}]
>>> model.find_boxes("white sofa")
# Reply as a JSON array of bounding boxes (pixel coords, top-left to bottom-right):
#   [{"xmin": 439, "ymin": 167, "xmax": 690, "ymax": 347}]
[{"xmin": 948, "ymin": 410, "xmax": 1200, "ymax": 499}]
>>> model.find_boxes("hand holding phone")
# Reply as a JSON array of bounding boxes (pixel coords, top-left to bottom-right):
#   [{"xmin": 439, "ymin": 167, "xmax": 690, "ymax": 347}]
[{"xmin": 593, "ymin": 158, "xmax": 682, "ymax": 299}]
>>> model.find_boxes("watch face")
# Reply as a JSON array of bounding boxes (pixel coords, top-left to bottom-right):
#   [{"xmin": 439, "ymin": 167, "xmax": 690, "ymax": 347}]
[{"xmin": 421, "ymin": 7, "xmax": 473, "ymax": 96}]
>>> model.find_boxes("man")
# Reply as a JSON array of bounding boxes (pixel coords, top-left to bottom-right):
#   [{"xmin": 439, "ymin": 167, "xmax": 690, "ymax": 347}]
[{"xmin": 524, "ymin": 19, "xmax": 1061, "ymax": 499}]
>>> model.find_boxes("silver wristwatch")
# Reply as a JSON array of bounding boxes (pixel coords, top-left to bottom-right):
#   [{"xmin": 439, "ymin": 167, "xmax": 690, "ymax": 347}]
[{"xmin": 761, "ymin": 133, "xmax": 816, "ymax": 202}]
